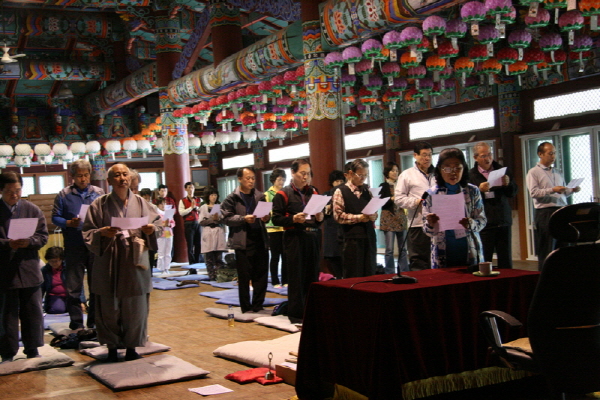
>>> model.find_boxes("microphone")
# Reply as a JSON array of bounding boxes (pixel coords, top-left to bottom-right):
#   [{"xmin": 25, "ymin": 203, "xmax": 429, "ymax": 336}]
[
  {"xmin": 387, "ymin": 191, "xmax": 429, "ymax": 284},
  {"xmin": 466, "ymin": 225, "xmax": 482, "ymax": 273}
]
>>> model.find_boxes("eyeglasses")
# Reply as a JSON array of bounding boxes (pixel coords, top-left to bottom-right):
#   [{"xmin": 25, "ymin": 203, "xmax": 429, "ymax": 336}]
[
  {"xmin": 419, "ymin": 153, "xmax": 433, "ymax": 158},
  {"xmin": 354, "ymin": 173, "xmax": 368, "ymax": 179},
  {"xmin": 441, "ymin": 166, "xmax": 463, "ymax": 174},
  {"xmin": 477, "ymin": 153, "xmax": 493, "ymax": 159}
]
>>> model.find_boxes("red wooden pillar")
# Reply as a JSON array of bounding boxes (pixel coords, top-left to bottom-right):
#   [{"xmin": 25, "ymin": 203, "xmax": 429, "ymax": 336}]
[
  {"xmin": 301, "ymin": 0, "xmax": 345, "ymax": 193},
  {"xmin": 210, "ymin": 0, "xmax": 244, "ymax": 66},
  {"xmin": 156, "ymin": 12, "xmax": 191, "ymax": 263}
]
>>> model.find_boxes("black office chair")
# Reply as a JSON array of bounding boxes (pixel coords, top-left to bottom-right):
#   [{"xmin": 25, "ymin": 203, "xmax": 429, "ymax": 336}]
[{"xmin": 480, "ymin": 202, "xmax": 600, "ymax": 398}]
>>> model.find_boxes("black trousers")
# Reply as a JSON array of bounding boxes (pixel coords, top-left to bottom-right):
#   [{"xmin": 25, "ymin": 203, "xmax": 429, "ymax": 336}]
[
  {"xmin": 184, "ymin": 220, "xmax": 202, "ymax": 264},
  {"xmin": 284, "ymin": 230, "xmax": 320, "ymax": 320},
  {"xmin": 534, "ymin": 207, "xmax": 567, "ymax": 271},
  {"xmin": 235, "ymin": 236, "xmax": 268, "ymax": 313},
  {"xmin": 65, "ymin": 244, "xmax": 95, "ymax": 329},
  {"xmin": 0, "ymin": 286, "xmax": 44, "ymax": 359},
  {"xmin": 480, "ymin": 225, "xmax": 513, "ymax": 269},
  {"xmin": 407, "ymin": 227, "xmax": 432, "ymax": 270},
  {"xmin": 342, "ymin": 235, "xmax": 376, "ymax": 278},
  {"xmin": 268, "ymin": 231, "xmax": 287, "ymax": 285}
]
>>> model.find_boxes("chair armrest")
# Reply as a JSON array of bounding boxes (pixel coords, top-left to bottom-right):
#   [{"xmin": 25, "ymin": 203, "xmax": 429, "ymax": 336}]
[{"xmin": 480, "ymin": 310, "xmax": 523, "ymax": 328}]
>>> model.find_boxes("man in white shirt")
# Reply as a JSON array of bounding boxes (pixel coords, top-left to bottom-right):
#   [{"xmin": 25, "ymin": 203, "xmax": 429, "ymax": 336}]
[
  {"xmin": 526, "ymin": 142, "xmax": 580, "ymax": 270},
  {"xmin": 394, "ymin": 142, "xmax": 436, "ymax": 270}
]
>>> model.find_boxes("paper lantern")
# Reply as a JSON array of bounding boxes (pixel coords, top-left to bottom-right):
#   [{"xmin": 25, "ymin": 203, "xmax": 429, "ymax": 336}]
[
  {"xmin": 242, "ymin": 130, "xmax": 257, "ymax": 148},
  {"xmin": 134, "ymin": 139, "xmax": 150, "ymax": 158},
  {"xmin": 426, "ymin": 55, "xmax": 446, "ymax": 82},
  {"xmin": 580, "ymin": 0, "xmax": 600, "ymax": 30},
  {"xmin": 544, "ymin": 48, "xmax": 567, "ymax": 75},
  {"xmin": 400, "ymin": 27, "xmax": 423, "ymax": 61},
  {"xmin": 85, "ymin": 141, "xmax": 101, "ymax": 160},
  {"xmin": 559, "ymin": 10, "xmax": 585, "ymax": 45},
  {"xmin": 257, "ymin": 130, "xmax": 271, "ymax": 146},
  {"xmin": 34, "ymin": 144, "xmax": 52, "ymax": 165},
  {"xmin": 570, "ymin": 35, "xmax": 594, "ymax": 71},
  {"xmin": 508, "ymin": 30, "xmax": 532, "ymax": 60},
  {"xmin": 345, "ymin": 108, "xmax": 360, "ymax": 127},
  {"xmin": 497, "ymin": 47, "xmax": 519, "ymax": 74},
  {"xmin": 407, "ymin": 65, "xmax": 426, "ymax": 90},
  {"xmin": 437, "ymin": 41, "xmax": 459, "ymax": 66},
  {"xmin": 70, "ymin": 142, "xmax": 86, "ymax": 160},
  {"xmin": 525, "ymin": 7, "xmax": 551, "ymax": 28},
  {"xmin": 423, "ymin": 15, "xmax": 446, "ymax": 48},
  {"xmin": 391, "ymin": 77, "xmax": 408, "ymax": 92},
  {"xmin": 469, "ymin": 44, "xmax": 490, "ymax": 62},
  {"xmin": 508, "ymin": 60, "xmax": 528, "ymax": 85},
  {"xmin": 355, "ymin": 59, "xmax": 374, "ymax": 86},
  {"xmin": 52, "ymin": 143, "xmax": 68, "ymax": 166},
  {"xmin": 324, "ymin": 51, "xmax": 344, "ymax": 75},
  {"xmin": 342, "ymin": 46, "xmax": 362, "ymax": 75},
  {"xmin": 545, "ymin": 0, "xmax": 567, "ymax": 24},
  {"xmin": 383, "ymin": 30, "xmax": 402, "ymax": 61},
  {"xmin": 104, "ymin": 140, "xmax": 121, "ymax": 160},
  {"xmin": 481, "ymin": 58, "xmax": 502, "ymax": 84},
  {"xmin": 381, "ymin": 62, "xmax": 401, "ymax": 86},
  {"xmin": 454, "ymin": 57, "xmax": 475, "ymax": 85},
  {"xmin": 445, "ymin": 18, "xmax": 467, "ymax": 50},
  {"xmin": 461, "ymin": 1, "xmax": 488, "ymax": 35},
  {"xmin": 361, "ymin": 39, "xmax": 383, "ymax": 67},
  {"xmin": 400, "ymin": 52, "xmax": 420, "ymax": 69},
  {"xmin": 0, "ymin": 144, "xmax": 12, "ymax": 168},
  {"xmin": 523, "ymin": 48, "xmax": 546, "ymax": 76},
  {"xmin": 520, "ymin": 0, "xmax": 544, "ymax": 21}
]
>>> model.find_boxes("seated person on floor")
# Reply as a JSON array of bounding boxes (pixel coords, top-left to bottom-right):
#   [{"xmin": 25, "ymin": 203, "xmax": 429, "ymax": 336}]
[{"xmin": 41, "ymin": 246, "xmax": 68, "ymax": 314}]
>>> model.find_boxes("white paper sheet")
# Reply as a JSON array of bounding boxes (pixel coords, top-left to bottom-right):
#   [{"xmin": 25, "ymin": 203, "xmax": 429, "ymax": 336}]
[
  {"xmin": 369, "ymin": 187, "xmax": 382, "ymax": 197},
  {"xmin": 164, "ymin": 204, "xmax": 173, "ymax": 210},
  {"xmin": 252, "ymin": 201, "xmax": 272, "ymax": 218},
  {"xmin": 162, "ymin": 208, "xmax": 175, "ymax": 220},
  {"xmin": 209, "ymin": 204, "xmax": 221, "ymax": 215},
  {"xmin": 430, "ymin": 194, "xmax": 466, "ymax": 231},
  {"xmin": 361, "ymin": 197, "xmax": 390, "ymax": 215},
  {"xmin": 303, "ymin": 195, "xmax": 331, "ymax": 216},
  {"xmin": 280, "ymin": 361, "xmax": 297, "ymax": 371},
  {"xmin": 486, "ymin": 167, "xmax": 507, "ymax": 187},
  {"xmin": 110, "ymin": 217, "xmax": 148, "ymax": 230},
  {"xmin": 7, "ymin": 218, "xmax": 38, "ymax": 239},
  {"xmin": 567, "ymin": 178, "xmax": 584, "ymax": 189},
  {"xmin": 78, "ymin": 204, "xmax": 90, "ymax": 219},
  {"xmin": 188, "ymin": 384, "xmax": 233, "ymax": 396}
]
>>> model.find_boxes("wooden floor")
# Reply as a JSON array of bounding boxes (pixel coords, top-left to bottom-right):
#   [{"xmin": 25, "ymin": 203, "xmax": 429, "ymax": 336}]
[{"xmin": 1, "ymin": 260, "xmax": 540, "ymax": 400}]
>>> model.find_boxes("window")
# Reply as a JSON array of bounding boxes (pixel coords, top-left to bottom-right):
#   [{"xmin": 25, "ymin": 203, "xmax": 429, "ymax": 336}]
[
  {"xmin": 139, "ymin": 172, "xmax": 160, "ymax": 190},
  {"xmin": 268, "ymin": 143, "xmax": 309, "ymax": 163},
  {"xmin": 38, "ymin": 175, "xmax": 65, "ymax": 195},
  {"xmin": 534, "ymin": 88, "xmax": 600, "ymax": 121},
  {"xmin": 217, "ymin": 176, "xmax": 238, "ymax": 199},
  {"xmin": 409, "ymin": 108, "xmax": 495, "ymax": 140},
  {"xmin": 22, "ymin": 176, "xmax": 35, "ymax": 197},
  {"xmin": 345, "ymin": 129, "xmax": 383, "ymax": 151},
  {"xmin": 222, "ymin": 153, "xmax": 253, "ymax": 171}
]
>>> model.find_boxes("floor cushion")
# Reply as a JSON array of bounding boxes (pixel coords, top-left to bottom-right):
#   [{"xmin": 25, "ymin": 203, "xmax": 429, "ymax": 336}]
[
  {"xmin": 0, "ymin": 345, "xmax": 74, "ymax": 376},
  {"xmin": 79, "ymin": 342, "xmax": 171, "ymax": 360},
  {"xmin": 204, "ymin": 307, "xmax": 271, "ymax": 322},
  {"xmin": 254, "ymin": 315, "xmax": 301, "ymax": 333},
  {"xmin": 153, "ymin": 278, "xmax": 199, "ymax": 290},
  {"xmin": 213, "ymin": 332, "xmax": 301, "ymax": 368},
  {"xmin": 86, "ymin": 354, "xmax": 209, "ymax": 390}
]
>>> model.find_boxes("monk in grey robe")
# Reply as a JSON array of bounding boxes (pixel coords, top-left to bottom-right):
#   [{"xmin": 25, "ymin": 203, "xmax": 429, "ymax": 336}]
[{"xmin": 83, "ymin": 163, "xmax": 162, "ymax": 362}]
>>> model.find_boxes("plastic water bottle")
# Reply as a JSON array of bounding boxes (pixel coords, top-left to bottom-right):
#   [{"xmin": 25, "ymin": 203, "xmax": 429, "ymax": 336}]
[{"xmin": 228, "ymin": 305, "xmax": 235, "ymax": 327}]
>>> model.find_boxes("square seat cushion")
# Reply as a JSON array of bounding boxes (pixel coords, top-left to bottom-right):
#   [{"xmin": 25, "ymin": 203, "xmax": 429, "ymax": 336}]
[
  {"xmin": 0, "ymin": 345, "xmax": 74, "ymax": 376},
  {"xmin": 213, "ymin": 333, "xmax": 301, "ymax": 368}
]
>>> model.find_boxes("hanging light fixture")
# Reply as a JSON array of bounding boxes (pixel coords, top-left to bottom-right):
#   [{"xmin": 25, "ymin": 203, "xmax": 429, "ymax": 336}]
[{"xmin": 55, "ymin": 83, "xmax": 74, "ymax": 100}]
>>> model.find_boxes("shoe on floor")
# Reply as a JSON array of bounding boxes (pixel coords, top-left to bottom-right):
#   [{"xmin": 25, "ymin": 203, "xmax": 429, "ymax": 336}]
[
  {"xmin": 283, "ymin": 284, "xmax": 288, "ymax": 287},
  {"xmin": 273, "ymin": 284, "xmax": 282, "ymax": 289}
]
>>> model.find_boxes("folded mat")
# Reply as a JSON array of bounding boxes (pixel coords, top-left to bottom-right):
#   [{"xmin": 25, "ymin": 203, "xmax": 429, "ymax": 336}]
[
  {"xmin": 86, "ymin": 354, "xmax": 209, "ymax": 391},
  {"xmin": 0, "ymin": 344, "xmax": 74, "ymax": 376},
  {"xmin": 153, "ymin": 278, "xmax": 199, "ymax": 290},
  {"xmin": 167, "ymin": 274, "xmax": 210, "ymax": 281},
  {"xmin": 216, "ymin": 296, "xmax": 286, "ymax": 307},
  {"xmin": 201, "ymin": 281, "xmax": 238, "ymax": 289},
  {"xmin": 179, "ymin": 262, "xmax": 206, "ymax": 270},
  {"xmin": 266, "ymin": 284, "xmax": 288, "ymax": 296},
  {"xmin": 204, "ymin": 307, "xmax": 271, "ymax": 322},
  {"xmin": 153, "ymin": 270, "xmax": 189, "ymax": 278},
  {"xmin": 213, "ymin": 332, "xmax": 300, "ymax": 368},
  {"xmin": 199, "ymin": 289, "xmax": 239, "ymax": 299},
  {"xmin": 254, "ymin": 315, "xmax": 301, "ymax": 333},
  {"xmin": 79, "ymin": 341, "xmax": 171, "ymax": 360},
  {"xmin": 44, "ymin": 313, "xmax": 87, "ymax": 330}
]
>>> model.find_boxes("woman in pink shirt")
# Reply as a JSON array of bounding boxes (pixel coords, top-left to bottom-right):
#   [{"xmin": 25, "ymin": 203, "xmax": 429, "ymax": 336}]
[{"xmin": 40, "ymin": 247, "xmax": 68, "ymax": 314}]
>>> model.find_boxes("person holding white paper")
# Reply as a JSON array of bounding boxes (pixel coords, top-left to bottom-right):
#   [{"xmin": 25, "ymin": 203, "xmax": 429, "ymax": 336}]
[
  {"xmin": 272, "ymin": 159, "xmax": 323, "ymax": 322},
  {"xmin": 468, "ymin": 142, "xmax": 518, "ymax": 269},
  {"xmin": 423, "ymin": 148, "xmax": 486, "ymax": 269},
  {"xmin": 155, "ymin": 197, "xmax": 176, "ymax": 274},
  {"xmin": 52, "ymin": 159, "xmax": 104, "ymax": 330},
  {"xmin": 0, "ymin": 171, "xmax": 48, "ymax": 363},
  {"xmin": 199, "ymin": 187, "xmax": 226, "ymax": 281},
  {"xmin": 379, "ymin": 162, "xmax": 408, "ymax": 274},
  {"xmin": 83, "ymin": 163, "xmax": 162, "ymax": 363},
  {"xmin": 221, "ymin": 167, "xmax": 271, "ymax": 313},
  {"xmin": 333, "ymin": 159, "xmax": 377, "ymax": 278},
  {"xmin": 265, "ymin": 169, "xmax": 288, "ymax": 288},
  {"xmin": 526, "ymin": 142, "xmax": 580, "ymax": 270}
]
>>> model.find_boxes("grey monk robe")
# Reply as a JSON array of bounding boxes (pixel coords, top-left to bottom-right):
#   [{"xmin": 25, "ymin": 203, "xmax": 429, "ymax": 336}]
[{"xmin": 82, "ymin": 190, "xmax": 162, "ymax": 349}]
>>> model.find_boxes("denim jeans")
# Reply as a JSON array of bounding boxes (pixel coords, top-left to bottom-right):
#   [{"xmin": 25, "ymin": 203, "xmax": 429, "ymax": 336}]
[{"xmin": 383, "ymin": 230, "xmax": 408, "ymax": 274}]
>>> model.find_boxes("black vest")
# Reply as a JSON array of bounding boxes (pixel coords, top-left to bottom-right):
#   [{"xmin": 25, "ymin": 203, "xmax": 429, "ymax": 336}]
[{"xmin": 339, "ymin": 184, "xmax": 374, "ymax": 239}]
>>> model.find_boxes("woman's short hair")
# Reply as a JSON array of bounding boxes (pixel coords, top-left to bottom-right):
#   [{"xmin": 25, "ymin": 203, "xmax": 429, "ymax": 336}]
[
  {"xmin": 383, "ymin": 161, "xmax": 399, "ymax": 179},
  {"xmin": 203, "ymin": 186, "xmax": 220, "ymax": 204},
  {"xmin": 270, "ymin": 168, "xmax": 287, "ymax": 184},
  {"xmin": 0, "ymin": 171, "xmax": 23, "ymax": 190},
  {"xmin": 45, "ymin": 246, "xmax": 65, "ymax": 260},
  {"xmin": 328, "ymin": 170, "xmax": 345, "ymax": 186},
  {"xmin": 434, "ymin": 148, "xmax": 469, "ymax": 187}
]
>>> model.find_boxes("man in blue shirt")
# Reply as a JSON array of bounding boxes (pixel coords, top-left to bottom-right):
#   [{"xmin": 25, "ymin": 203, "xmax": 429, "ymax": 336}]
[{"xmin": 52, "ymin": 159, "xmax": 104, "ymax": 329}]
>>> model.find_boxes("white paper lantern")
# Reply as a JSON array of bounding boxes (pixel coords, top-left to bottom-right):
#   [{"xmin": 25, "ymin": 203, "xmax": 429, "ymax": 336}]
[
  {"xmin": 136, "ymin": 139, "xmax": 151, "ymax": 158},
  {"xmin": 201, "ymin": 132, "xmax": 215, "ymax": 149},
  {"xmin": 70, "ymin": 142, "xmax": 87, "ymax": 160},
  {"xmin": 242, "ymin": 130, "xmax": 257, "ymax": 149},
  {"xmin": 229, "ymin": 131, "xmax": 241, "ymax": 149},
  {"xmin": 15, "ymin": 144, "xmax": 32, "ymax": 156},
  {"xmin": 188, "ymin": 136, "xmax": 201, "ymax": 155},
  {"xmin": 53, "ymin": 143, "xmax": 68, "ymax": 157},
  {"xmin": 215, "ymin": 131, "xmax": 231, "ymax": 151},
  {"xmin": 122, "ymin": 139, "xmax": 137, "ymax": 159},
  {"xmin": 104, "ymin": 140, "xmax": 121, "ymax": 160},
  {"xmin": 34, "ymin": 144, "xmax": 52, "ymax": 165},
  {"xmin": 86, "ymin": 141, "xmax": 101, "ymax": 160},
  {"xmin": 153, "ymin": 138, "xmax": 164, "ymax": 155},
  {"xmin": 257, "ymin": 130, "xmax": 271, "ymax": 147},
  {"xmin": 14, "ymin": 155, "xmax": 31, "ymax": 172},
  {"xmin": 0, "ymin": 144, "xmax": 14, "ymax": 158}
]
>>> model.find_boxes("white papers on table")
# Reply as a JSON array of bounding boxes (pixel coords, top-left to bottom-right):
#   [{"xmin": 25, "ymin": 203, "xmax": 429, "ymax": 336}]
[
  {"xmin": 430, "ymin": 194, "xmax": 466, "ymax": 231},
  {"xmin": 369, "ymin": 186, "xmax": 382, "ymax": 197},
  {"xmin": 162, "ymin": 208, "xmax": 175, "ymax": 220},
  {"xmin": 188, "ymin": 384, "xmax": 233, "ymax": 396},
  {"xmin": 252, "ymin": 201, "xmax": 272, "ymax": 218},
  {"xmin": 567, "ymin": 178, "xmax": 584, "ymax": 189},
  {"xmin": 110, "ymin": 217, "xmax": 148, "ymax": 230},
  {"xmin": 209, "ymin": 204, "xmax": 221, "ymax": 215},
  {"xmin": 280, "ymin": 361, "xmax": 297, "ymax": 371},
  {"xmin": 361, "ymin": 197, "xmax": 389, "ymax": 215},
  {"xmin": 78, "ymin": 204, "xmax": 90, "ymax": 219},
  {"xmin": 303, "ymin": 194, "xmax": 331, "ymax": 216},
  {"xmin": 487, "ymin": 167, "xmax": 507, "ymax": 187},
  {"xmin": 7, "ymin": 218, "xmax": 38, "ymax": 239}
]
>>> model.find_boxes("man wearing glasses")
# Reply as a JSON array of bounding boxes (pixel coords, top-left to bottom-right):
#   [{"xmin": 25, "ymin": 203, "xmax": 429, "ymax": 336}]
[
  {"xmin": 526, "ymin": 142, "xmax": 580, "ymax": 270},
  {"xmin": 468, "ymin": 142, "xmax": 517, "ymax": 269},
  {"xmin": 333, "ymin": 159, "xmax": 378, "ymax": 278},
  {"xmin": 395, "ymin": 142, "xmax": 436, "ymax": 270}
]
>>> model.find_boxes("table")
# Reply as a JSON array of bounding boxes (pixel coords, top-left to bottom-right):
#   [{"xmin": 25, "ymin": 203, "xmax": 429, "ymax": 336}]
[{"xmin": 295, "ymin": 268, "xmax": 540, "ymax": 400}]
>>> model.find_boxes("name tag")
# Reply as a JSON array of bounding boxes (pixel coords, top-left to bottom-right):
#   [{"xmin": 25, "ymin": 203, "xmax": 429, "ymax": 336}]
[
  {"xmin": 485, "ymin": 192, "xmax": 495, "ymax": 199},
  {"xmin": 454, "ymin": 229, "xmax": 467, "ymax": 239},
  {"xmin": 122, "ymin": 230, "xmax": 130, "ymax": 238}
]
